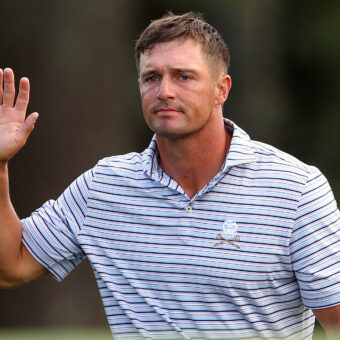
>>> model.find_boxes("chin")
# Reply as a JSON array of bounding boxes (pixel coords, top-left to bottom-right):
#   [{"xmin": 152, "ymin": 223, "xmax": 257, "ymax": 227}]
[
  {"xmin": 154, "ymin": 127, "xmax": 196, "ymax": 140},
  {"xmin": 147, "ymin": 117, "xmax": 200, "ymax": 139}
]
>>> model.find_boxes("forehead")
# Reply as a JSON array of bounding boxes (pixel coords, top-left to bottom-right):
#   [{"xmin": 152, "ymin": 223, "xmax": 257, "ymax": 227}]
[{"xmin": 139, "ymin": 39, "xmax": 209, "ymax": 73}]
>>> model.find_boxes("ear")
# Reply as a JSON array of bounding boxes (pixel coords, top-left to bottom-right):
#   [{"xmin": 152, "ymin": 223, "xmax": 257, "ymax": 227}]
[{"xmin": 215, "ymin": 75, "xmax": 232, "ymax": 106}]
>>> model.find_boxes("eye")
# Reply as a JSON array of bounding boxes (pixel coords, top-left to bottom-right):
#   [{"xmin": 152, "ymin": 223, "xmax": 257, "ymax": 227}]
[
  {"xmin": 179, "ymin": 75, "xmax": 190, "ymax": 81},
  {"xmin": 146, "ymin": 76, "xmax": 158, "ymax": 82}
]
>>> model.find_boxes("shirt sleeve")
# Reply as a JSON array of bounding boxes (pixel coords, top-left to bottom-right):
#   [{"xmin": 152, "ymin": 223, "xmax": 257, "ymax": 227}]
[
  {"xmin": 290, "ymin": 166, "xmax": 340, "ymax": 309},
  {"xmin": 21, "ymin": 167, "xmax": 95, "ymax": 281}
]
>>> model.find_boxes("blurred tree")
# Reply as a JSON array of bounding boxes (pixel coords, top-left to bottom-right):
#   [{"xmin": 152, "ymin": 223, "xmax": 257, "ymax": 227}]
[{"xmin": 286, "ymin": 0, "xmax": 340, "ymax": 199}]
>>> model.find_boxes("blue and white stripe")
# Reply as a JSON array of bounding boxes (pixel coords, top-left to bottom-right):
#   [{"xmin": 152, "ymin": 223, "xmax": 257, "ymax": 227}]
[{"xmin": 22, "ymin": 120, "xmax": 340, "ymax": 339}]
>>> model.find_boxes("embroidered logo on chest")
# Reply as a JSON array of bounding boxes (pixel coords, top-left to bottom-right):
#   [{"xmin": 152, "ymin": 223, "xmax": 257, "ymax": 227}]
[{"xmin": 214, "ymin": 219, "xmax": 240, "ymax": 249}]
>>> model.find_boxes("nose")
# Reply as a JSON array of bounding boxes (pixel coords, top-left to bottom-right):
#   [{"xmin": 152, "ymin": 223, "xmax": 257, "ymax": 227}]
[{"xmin": 157, "ymin": 76, "xmax": 175, "ymax": 100}]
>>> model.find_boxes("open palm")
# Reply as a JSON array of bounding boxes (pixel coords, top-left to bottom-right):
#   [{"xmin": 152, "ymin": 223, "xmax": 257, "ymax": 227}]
[{"xmin": 0, "ymin": 68, "xmax": 38, "ymax": 163}]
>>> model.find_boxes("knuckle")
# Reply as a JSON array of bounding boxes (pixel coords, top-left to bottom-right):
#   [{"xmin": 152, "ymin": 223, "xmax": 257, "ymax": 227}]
[
  {"xmin": 17, "ymin": 93, "xmax": 29, "ymax": 102},
  {"xmin": 6, "ymin": 77, "xmax": 14, "ymax": 84},
  {"xmin": 4, "ymin": 81, "xmax": 14, "ymax": 91},
  {"xmin": 3, "ymin": 88, "xmax": 13, "ymax": 95}
]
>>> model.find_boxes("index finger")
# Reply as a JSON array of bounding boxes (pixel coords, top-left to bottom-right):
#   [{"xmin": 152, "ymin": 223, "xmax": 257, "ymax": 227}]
[{"xmin": 14, "ymin": 77, "xmax": 30, "ymax": 114}]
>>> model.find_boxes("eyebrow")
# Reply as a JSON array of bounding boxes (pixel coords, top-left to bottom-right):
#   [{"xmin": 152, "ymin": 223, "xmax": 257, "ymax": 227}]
[
  {"xmin": 139, "ymin": 70, "xmax": 157, "ymax": 79},
  {"xmin": 140, "ymin": 67, "xmax": 199, "ymax": 79}
]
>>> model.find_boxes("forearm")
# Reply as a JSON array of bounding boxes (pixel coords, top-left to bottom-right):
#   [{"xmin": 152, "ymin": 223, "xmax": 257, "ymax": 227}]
[
  {"xmin": 313, "ymin": 306, "xmax": 340, "ymax": 340},
  {"xmin": 0, "ymin": 162, "xmax": 24, "ymax": 286}
]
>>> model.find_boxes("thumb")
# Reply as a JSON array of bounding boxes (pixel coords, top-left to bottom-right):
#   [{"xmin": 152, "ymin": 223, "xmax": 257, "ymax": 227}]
[{"xmin": 17, "ymin": 112, "xmax": 39, "ymax": 144}]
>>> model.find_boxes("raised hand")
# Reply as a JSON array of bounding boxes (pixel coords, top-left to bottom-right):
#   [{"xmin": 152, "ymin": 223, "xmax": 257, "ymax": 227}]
[{"xmin": 0, "ymin": 68, "xmax": 38, "ymax": 164}]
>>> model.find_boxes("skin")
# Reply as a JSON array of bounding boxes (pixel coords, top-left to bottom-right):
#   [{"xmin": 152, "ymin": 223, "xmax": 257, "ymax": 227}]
[{"xmin": 0, "ymin": 38, "xmax": 339, "ymax": 337}]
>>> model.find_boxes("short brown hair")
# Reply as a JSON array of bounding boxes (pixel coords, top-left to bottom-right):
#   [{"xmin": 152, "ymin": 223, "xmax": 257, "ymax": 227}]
[{"xmin": 135, "ymin": 12, "xmax": 230, "ymax": 76}]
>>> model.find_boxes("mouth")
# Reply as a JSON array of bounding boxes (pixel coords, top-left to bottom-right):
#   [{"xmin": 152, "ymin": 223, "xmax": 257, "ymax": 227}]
[{"xmin": 155, "ymin": 108, "xmax": 182, "ymax": 115}]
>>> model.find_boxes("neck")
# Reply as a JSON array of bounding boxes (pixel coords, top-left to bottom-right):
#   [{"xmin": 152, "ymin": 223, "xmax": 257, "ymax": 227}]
[{"xmin": 156, "ymin": 117, "xmax": 231, "ymax": 199}]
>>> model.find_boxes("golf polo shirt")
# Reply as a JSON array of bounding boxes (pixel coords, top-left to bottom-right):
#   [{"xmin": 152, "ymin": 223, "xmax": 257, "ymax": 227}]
[{"xmin": 22, "ymin": 120, "xmax": 340, "ymax": 340}]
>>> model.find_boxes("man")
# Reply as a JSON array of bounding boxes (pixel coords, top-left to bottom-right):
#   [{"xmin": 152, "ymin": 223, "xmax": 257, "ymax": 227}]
[{"xmin": 0, "ymin": 12, "xmax": 340, "ymax": 340}]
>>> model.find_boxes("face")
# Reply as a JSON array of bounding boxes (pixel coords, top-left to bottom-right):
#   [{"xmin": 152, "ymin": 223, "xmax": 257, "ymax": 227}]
[{"xmin": 138, "ymin": 39, "xmax": 230, "ymax": 140}]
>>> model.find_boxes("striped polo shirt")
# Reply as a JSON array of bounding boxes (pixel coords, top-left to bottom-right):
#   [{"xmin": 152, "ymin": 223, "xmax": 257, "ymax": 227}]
[{"xmin": 22, "ymin": 120, "xmax": 340, "ymax": 340}]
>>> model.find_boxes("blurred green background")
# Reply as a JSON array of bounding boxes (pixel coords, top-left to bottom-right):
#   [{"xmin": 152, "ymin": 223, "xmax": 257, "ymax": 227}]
[
  {"xmin": 0, "ymin": 327, "xmax": 329, "ymax": 340},
  {"xmin": 0, "ymin": 0, "xmax": 339, "ymax": 337},
  {"xmin": 0, "ymin": 327, "xmax": 112, "ymax": 340}
]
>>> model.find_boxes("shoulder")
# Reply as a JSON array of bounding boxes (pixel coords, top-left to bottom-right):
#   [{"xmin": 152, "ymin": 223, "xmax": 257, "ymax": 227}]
[
  {"xmin": 228, "ymin": 120, "xmax": 318, "ymax": 185},
  {"xmin": 89, "ymin": 151, "xmax": 148, "ymax": 184},
  {"xmin": 249, "ymin": 139, "xmax": 319, "ymax": 183},
  {"xmin": 97, "ymin": 152, "xmax": 144, "ymax": 171}
]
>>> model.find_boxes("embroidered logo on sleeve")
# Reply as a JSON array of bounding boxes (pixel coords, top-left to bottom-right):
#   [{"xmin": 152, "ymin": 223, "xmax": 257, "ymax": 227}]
[{"xmin": 214, "ymin": 219, "xmax": 240, "ymax": 249}]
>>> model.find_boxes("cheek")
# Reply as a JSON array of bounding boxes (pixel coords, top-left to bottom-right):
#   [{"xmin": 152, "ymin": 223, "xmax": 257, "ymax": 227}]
[
  {"xmin": 186, "ymin": 85, "xmax": 215, "ymax": 107},
  {"xmin": 140, "ymin": 87, "xmax": 156, "ymax": 108}
]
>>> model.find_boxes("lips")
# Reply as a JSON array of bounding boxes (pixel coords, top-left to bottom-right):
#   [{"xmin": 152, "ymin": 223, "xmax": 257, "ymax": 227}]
[
  {"xmin": 157, "ymin": 108, "xmax": 179, "ymax": 112},
  {"xmin": 155, "ymin": 107, "xmax": 182, "ymax": 115}
]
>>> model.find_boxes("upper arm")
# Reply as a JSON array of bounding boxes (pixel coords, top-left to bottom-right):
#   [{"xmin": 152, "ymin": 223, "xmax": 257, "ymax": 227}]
[
  {"xmin": 313, "ymin": 305, "xmax": 340, "ymax": 325},
  {"xmin": 20, "ymin": 168, "xmax": 94, "ymax": 282},
  {"xmin": 290, "ymin": 168, "xmax": 340, "ymax": 309},
  {"xmin": 1, "ymin": 243, "xmax": 48, "ymax": 288},
  {"xmin": 18, "ymin": 242, "xmax": 49, "ymax": 285}
]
